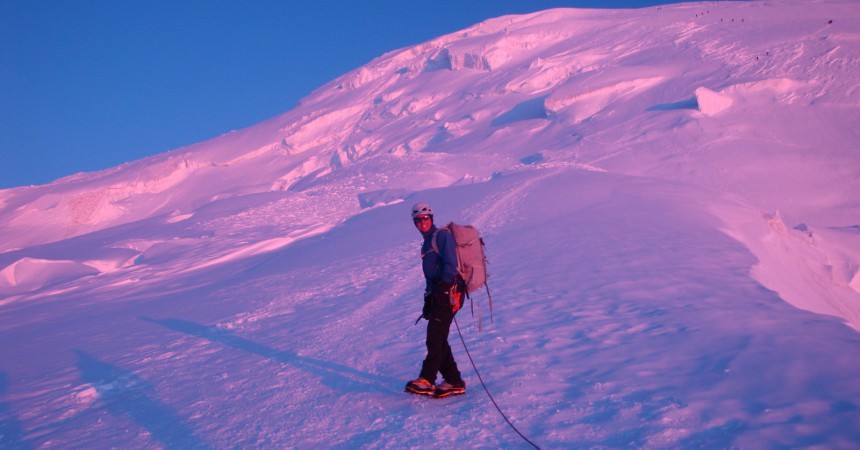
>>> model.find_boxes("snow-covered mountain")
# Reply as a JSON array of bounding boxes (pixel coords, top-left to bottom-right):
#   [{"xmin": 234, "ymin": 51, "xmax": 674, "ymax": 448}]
[{"xmin": 2, "ymin": 1, "xmax": 860, "ymax": 448}]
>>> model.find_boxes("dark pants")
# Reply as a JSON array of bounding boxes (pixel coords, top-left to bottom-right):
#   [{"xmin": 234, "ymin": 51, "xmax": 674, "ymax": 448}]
[{"xmin": 419, "ymin": 289, "xmax": 463, "ymax": 384}]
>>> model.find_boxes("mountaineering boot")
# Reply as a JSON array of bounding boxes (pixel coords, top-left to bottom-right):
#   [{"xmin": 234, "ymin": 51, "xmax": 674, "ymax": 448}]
[
  {"xmin": 434, "ymin": 381, "xmax": 466, "ymax": 398},
  {"xmin": 405, "ymin": 377, "xmax": 435, "ymax": 396}
]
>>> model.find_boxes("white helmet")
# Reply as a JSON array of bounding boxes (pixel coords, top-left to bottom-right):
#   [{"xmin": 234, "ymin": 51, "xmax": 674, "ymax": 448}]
[{"xmin": 411, "ymin": 201, "xmax": 433, "ymax": 219}]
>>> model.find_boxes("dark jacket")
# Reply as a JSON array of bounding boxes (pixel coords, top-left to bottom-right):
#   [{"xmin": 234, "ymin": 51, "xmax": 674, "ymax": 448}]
[{"xmin": 421, "ymin": 225, "xmax": 458, "ymax": 290}]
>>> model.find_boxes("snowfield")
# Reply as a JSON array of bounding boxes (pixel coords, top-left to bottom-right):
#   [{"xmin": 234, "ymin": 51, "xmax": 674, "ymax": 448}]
[{"xmin": 2, "ymin": 1, "xmax": 860, "ymax": 448}]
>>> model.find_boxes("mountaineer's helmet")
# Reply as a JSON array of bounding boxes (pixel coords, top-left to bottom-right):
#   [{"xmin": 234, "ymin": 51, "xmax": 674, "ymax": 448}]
[{"xmin": 411, "ymin": 202, "xmax": 433, "ymax": 219}]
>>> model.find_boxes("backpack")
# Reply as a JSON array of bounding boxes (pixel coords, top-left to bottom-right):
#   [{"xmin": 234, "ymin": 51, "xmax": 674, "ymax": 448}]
[{"xmin": 432, "ymin": 222, "xmax": 494, "ymax": 326}]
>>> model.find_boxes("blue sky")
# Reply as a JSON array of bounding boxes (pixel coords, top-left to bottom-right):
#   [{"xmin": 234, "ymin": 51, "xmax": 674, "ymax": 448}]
[{"xmin": 1, "ymin": 0, "xmax": 695, "ymax": 189}]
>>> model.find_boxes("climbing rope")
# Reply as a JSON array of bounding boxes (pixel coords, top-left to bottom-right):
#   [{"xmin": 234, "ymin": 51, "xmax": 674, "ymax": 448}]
[{"xmin": 454, "ymin": 317, "xmax": 540, "ymax": 450}]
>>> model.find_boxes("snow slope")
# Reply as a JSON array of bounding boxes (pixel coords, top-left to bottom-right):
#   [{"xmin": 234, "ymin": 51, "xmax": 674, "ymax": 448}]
[{"xmin": 2, "ymin": 1, "xmax": 860, "ymax": 448}]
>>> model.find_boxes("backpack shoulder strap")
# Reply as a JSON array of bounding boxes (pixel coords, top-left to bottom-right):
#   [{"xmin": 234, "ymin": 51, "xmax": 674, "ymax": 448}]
[
  {"xmin": 430, "ymin": 229, "xmax": 439, "ymax": 255},
  {"xmin": 430, "ymin": 223, "xmax": 453, "ymax": 255}
]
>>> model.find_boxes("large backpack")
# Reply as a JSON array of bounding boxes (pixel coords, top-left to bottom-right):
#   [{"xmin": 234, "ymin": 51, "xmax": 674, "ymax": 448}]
[{"xmin": 432, "ymin": 222, "xmax": 493, "ymax": 325}]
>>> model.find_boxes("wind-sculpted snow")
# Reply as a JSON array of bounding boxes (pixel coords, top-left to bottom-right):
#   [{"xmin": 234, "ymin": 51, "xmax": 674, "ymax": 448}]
[{"xmin": 2, "ymin": 1, "xmax": 860, "ymax": 448}]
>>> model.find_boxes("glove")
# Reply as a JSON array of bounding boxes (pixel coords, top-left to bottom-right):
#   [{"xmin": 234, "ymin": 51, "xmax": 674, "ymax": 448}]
[
  {"xmin": 422, "ymin": 291, "xmax": 432, "ymax": 319},
  {"xmin": 433, "ymin": 278, "xmax": 454, "ymax": 293}
]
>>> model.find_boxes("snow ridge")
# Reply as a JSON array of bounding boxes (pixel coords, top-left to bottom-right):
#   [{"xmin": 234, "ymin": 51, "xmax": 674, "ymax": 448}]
[{"xmin": 2, "ymin": 1, "xmax": 860, "ymax": 448}]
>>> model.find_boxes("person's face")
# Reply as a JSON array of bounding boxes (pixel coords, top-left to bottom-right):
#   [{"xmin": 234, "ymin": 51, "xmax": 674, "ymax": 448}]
[{"xmin": 413, "ymin": 214, "xmax": 433, "ymax": 233}]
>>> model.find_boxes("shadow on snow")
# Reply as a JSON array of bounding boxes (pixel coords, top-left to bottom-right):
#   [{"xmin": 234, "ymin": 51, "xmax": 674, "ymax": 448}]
[
  {"xmin": 0, "ymin": 372, "xmax": 32, "ymax": 450},
  {"xmin": 141, "ymin": 317, "xmax": 397, "ymax": 395},
  {"xmin": 74, "ymin": 351, "xmax": 211, "ymax": 450},
  {"xmin": 646, "ymin": 97, "xmax": 699, "ymax": 111}
]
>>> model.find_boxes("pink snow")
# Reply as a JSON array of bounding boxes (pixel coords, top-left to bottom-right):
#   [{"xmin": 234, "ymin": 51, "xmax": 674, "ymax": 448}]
[{"xmin": 1, "ymin": 0, "xmax": 860, "ymax": 448}]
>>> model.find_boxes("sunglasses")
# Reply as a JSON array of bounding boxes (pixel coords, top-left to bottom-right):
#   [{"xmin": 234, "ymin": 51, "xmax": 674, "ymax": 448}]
[{"xmin": 413, "ymin": 215, "xmax": 432, "ymax": 223}]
